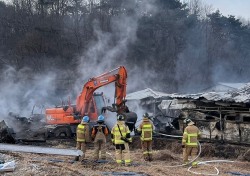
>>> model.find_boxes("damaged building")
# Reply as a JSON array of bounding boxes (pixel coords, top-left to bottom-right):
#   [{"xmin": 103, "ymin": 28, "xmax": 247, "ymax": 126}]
[
  {"xmin": 126, "ymin": 83, "xmax": 250, "ymax": 144},
  {"xmin": 126, "ymin": 88, "xmax": 182, "ymax": 133}
]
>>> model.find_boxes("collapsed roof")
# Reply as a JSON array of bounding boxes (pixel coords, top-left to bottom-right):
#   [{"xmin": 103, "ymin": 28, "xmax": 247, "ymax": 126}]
[
  {"xmin": 126, "ymin": 83, "xmax": 250, "ymax": 103},
  {"xmin": 172, "ymin": 83, "xmax": 250, "ymax": 103},
  {"xmin": 127, "ymin": 83, "xmax": 250, "ymax": 104},
  {"xmin": 126, "ymin": 88, "xmax": 170, "ymax": 100}
]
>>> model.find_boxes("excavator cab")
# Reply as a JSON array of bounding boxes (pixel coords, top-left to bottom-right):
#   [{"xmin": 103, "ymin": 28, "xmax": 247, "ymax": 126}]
[
  {"xmin": 86, "ymin": 92, "xmax": 106, "ymax": 121},
  {"xmin": 93, "ymin": 92, "xmax": 106, "ymax": 117}
]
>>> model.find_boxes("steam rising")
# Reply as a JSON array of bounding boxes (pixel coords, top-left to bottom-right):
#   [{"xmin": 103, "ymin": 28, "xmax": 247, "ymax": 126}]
[
  {"xmin": 75, "ymin": 0, "xmax": 157, "ymax": 98},
  {"xmin": 0, "ymin": 66, "xmax": 57, "ymax": 119},
  {"xmin": 74, "ymin": 0, "xmax": 157, "ymax": 127},
  {"xmin": 0, "ymin": 1, "xmax": 157, "ymax": 129}
]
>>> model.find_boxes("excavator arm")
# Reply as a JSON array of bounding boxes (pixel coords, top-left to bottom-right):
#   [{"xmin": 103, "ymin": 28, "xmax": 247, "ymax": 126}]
[
  {"xmin": 46, "ymin": 65, "xmax": 137, "ymax": 133},
  {"xmin": 76, "ymin": 66, "xmax": 127, "ymax": 116}
]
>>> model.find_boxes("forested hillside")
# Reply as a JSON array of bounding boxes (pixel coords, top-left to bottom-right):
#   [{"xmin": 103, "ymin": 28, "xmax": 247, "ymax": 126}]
[{"xmin": 0, "ymin": 0, "xmax": 250, "ymax": 116}]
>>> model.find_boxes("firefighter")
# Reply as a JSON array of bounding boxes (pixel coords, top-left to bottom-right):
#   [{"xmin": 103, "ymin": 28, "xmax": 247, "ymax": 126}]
[
  {"xmin": 75, "ymin": 115, "xmax": 91, "ymax": 161},
  {"xmin": 91, "ymin": 115, "xmax": 109, "ymax": 161},
  {"xmin": 182, "ymin": 118, "xmax": 201, "ymax": 167},
  {"xmin": 137, "ymin": 112, "xmax": 154, "ymax": 161},
  {"xmin": 111, "ymin": 114, "xmax": 132, "ymax": 166}
]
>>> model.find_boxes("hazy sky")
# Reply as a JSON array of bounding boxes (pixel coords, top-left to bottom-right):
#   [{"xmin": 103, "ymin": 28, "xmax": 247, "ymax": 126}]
[{"xmin": 193, "ymin": 0, "xmax": 250, "ymax": 19}]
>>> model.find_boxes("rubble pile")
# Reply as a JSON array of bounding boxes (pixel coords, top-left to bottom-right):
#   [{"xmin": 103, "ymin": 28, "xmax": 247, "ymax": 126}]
[{"xmin": 0, "ymin": 121, "xmax": 15, "ymax": 144}]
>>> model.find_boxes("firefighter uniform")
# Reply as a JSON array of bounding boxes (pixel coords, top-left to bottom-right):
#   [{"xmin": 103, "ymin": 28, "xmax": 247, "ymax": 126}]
[
  {"xmin": 111, "ymin": 115, "xmax": 132, "ymax": 166},
  {"xmin": 182, "ymin": 119, "xmax": 201, "ymax": 167},
  {"xmin": 76, "ymin": 116, "xmax": 91, "ymax": 161},
  {"xmin": 137, "ymin": 113, "xmax": 154, "ymax": 161},
  {"xmin": 91, "ymin": 115, "xmax": 109, "ymax": 160}
]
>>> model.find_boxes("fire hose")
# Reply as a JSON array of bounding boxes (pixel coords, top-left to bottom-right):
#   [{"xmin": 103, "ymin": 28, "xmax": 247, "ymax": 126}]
[
  {"xmin": 106, "ymin": 152, "xmax": 115, "ymax": 161},
  {"xmin": 153, "ymin": 131, "xmax": 235, "ymax": 175},
  {"xmin": 105, "ymin": 131, "xmax": 235, "ymax": 175}
]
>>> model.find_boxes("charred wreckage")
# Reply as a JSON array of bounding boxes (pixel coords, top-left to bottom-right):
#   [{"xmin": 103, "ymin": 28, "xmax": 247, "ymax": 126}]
[
  {"xmin": 0, "ymin": 110, "xmax": 47, "ymax": 143},
  {"xmin": 126, "ymin": 83, "xmax": 250, "ymax": 145},
  {"xmin": 0, "ymin": 66, "xmax": 138, "ymax": 143},
  {"xmin": 1, "ymin": 83, "xmax": 250, "ymax": 145}
]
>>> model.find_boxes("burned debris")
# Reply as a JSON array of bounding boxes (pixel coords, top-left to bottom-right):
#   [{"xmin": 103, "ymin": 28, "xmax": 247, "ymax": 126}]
[
  {"xmin": 126, "ymin": 88, "xmax": 181, "ymax": 134},
  {"xmin": 0, "ymin": 121, "xmax": 15, "ymax": 144},
  {"xmin": 127, "ymin": 84, "xmax": 250, "ymax": 144},
  {"xmin": 2, "ymin": 83, "xmax": 250, "ymax": 145},
  {"xmin": 0, "ymin": 112, "xmax": 47, "ymax": 143}
]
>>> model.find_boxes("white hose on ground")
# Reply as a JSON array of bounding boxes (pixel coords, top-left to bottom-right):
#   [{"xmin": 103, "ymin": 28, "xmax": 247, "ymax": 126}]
[
  {"xmin": 188, "ymin": 165, "xmax": 220, "ymax": 176},
  {"xmin": 198, "ymin": 160, "xmax": 235, "ymax": 165},
  {"xmin": 153, "ymin": 131, "xmax": 235, "ymax": 175},
  {"xmin": 106, "ymin": 152, "xmax": 115, "ymax": 161},
  {"xmin": 188, "ymin": 160, "xmax": 235, "ymax": 176}
]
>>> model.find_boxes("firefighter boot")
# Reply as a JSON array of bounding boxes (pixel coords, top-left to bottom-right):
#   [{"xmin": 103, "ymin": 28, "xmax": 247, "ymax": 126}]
[{"xmin": 148, "ymin": 154, "xmax": 153, "ymax": 162}]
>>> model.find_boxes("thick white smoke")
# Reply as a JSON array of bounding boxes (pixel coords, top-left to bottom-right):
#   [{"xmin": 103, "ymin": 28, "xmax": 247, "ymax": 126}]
[
  {"xmin": 74, "ymin": 0, "xmax": 157, "ymax": 127},
  {"xmin": 0, "ymin": 66, "xmax": 57, "ymax": 120},
  {"xmin": 0, "ymin": 1, "xmax": 158, "ymax": 132}
]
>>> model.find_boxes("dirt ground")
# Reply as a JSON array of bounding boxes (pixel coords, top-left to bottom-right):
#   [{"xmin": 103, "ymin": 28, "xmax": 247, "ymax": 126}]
[{"xmin": 0, "ymin": 138, "xmax": 249, "ymax": 176}]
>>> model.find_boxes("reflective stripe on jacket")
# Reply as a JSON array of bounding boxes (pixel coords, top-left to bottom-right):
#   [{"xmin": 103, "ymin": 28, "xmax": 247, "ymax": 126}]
[
  {"xmin": 76, "ymin": 122, "xmax": 90, "ymax": 142},
  {"xmin": 182, "ymin": 124, "xmax": 201, "ymax": 147},
  {"xmin": 77, "ymin": 124, "xmax": 85, "ymax": 142},
  {"xmin": 111, "ymin": 121, "xmax": 132, "ymax": 144},
  {"xmin": 138, "ymin": 118, "xmax": 153, "ymax": 141}
]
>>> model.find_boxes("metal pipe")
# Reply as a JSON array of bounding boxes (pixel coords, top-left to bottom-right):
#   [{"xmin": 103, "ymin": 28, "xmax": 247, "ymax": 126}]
[{"xmin": 0, "ymin": 143, "xmax": 83, "ymax": 156}]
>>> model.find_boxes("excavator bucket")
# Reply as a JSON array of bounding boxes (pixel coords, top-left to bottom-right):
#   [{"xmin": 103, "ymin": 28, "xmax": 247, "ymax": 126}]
[{"xmin": 123, "ymin": 112, "xmax": 138, "ymax": 132}]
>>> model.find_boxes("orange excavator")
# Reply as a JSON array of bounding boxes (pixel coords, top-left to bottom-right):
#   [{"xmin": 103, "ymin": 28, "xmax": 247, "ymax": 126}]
[{"xmin": 45, "ymin": 66, "xmax": 137, "ymax": 138}]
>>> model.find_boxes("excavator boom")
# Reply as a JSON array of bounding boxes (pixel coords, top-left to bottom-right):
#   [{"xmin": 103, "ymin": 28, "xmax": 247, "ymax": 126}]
[{"xmin": 76, "ymin": 66, "xmax": 127, "ymax": 116}]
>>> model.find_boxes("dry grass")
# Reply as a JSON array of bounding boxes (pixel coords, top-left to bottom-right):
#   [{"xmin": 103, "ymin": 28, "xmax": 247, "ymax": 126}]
[{"xmin": 1, "ymin": 140, "xmax": 249, "ymax": 176}]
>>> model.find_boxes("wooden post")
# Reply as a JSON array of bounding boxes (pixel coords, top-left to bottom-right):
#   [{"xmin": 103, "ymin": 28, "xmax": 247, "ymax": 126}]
[{"xmin": 219, "ymin": 108, "xmax": 223, "ymax": 142}]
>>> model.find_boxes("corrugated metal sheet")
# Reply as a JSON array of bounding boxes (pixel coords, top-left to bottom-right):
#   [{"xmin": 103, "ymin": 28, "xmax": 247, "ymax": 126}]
[
  {"xmin": 126, "ymin": 83, "xmax": 250, "ymax": 103},
  {"xmin": 126, "ymin": 88, "xmax": 171, "ymax": 100}
]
